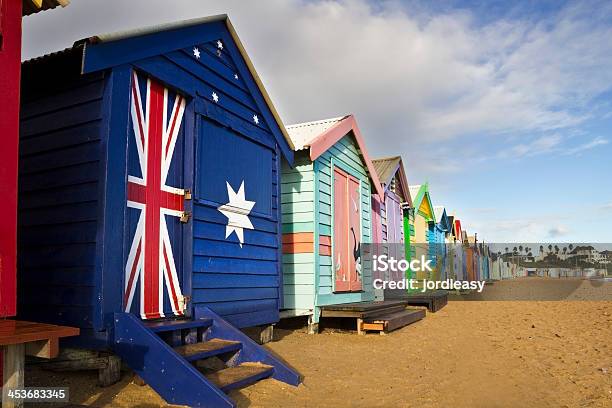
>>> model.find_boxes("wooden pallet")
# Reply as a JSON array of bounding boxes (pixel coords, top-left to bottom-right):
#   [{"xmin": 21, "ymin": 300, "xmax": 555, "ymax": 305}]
[
  {"xmin": 319, "ymin": 300, "xmax": 425, "ymax": 335},
  {"xmin": 361, "ymin": 308, "xmax": 426, "ymax": 334}
]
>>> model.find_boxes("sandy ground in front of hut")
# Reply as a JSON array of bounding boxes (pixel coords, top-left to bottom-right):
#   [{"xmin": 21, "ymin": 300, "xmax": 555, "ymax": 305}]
[{"xmin": 27, "ymin": 277, "xmax": 612, "ymax": 407}]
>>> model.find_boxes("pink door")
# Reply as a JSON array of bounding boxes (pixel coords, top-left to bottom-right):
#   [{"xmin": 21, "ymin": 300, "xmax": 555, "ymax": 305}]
[
  {"xmin": 348, "ymin": 176, "xmax": 362, "ymax": 291},
  {"xmin": 333, "ymin": 168, "xmax": 362, "ymax": 292}
]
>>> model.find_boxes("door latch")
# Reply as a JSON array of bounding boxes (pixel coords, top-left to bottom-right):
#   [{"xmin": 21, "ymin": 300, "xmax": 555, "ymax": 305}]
[
  {"xmin": 180, "ymin": 211, "xmax": 191, "ymax": 223},
  {"xmin": 184, "ymin": 189, "xmax": 192, "ymax": 200}
]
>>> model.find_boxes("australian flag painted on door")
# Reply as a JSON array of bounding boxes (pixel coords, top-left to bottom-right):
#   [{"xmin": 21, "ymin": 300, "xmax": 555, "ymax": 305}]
[{"xmin": 124, "ymin": 71, "xmax": 188, "ymax": 320}]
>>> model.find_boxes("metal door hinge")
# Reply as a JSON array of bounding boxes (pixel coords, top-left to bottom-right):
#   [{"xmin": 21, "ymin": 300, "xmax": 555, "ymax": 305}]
[
  {"xmin": 180, "ymin": 211, "xmax": 191, "ymax": 223},
  {"xmin": 178, "ymin": 295, "xmax": 192, "ymax": 312}
]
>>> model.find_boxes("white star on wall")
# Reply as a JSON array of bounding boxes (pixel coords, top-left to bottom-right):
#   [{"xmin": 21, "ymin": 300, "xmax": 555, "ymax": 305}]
[
  {"xmin": 193, "ymin": 47, "xmax": 201, "ymax": 59},
  {"xmin": 217, "ymin": 181, "xmax": 255, "ymax": 247},
  {"xmin": 217, "ymin": 40, "xmax": 223, "ymax": 50},
  {"xmin": 253, "ymin": 115, "xmax": 259, "ymax": 125},
  {"xmin": 212, "ymin": 92, "xmax": 219, "ymax": 103}
]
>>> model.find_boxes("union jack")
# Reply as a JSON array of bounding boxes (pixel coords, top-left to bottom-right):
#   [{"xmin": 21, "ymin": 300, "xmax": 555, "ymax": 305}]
[{"xmin": 124, "ymin": 72, "xmax": 186, "ymax": 319}]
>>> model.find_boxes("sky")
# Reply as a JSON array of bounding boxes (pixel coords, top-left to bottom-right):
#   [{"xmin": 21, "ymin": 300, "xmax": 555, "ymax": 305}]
[{"xmin": 22, "ymin": 0, "xmax": 612, "ymax": 243}]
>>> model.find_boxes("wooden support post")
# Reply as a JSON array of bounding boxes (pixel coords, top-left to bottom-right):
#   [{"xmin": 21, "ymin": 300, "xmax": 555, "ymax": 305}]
[
  {"xmin": 356, "ymin": 318, "xmax": 364, "ymax": 335},
  {"xmin": 3, "ymin": 344, "xmax": 25, "ymax": 408},
  {"xmin": 307, "ymin": 315, "xmax": 319, "ymax": 334},
  {"xmin": 98, "ymin": 355, "xmax": 121, "ymax": 387},
  {"xmin": 259, "ymin": 324, "xmax": 274, "ymax": 344}
]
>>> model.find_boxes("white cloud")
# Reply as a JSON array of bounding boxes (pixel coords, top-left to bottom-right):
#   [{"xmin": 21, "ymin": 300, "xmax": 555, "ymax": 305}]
[
  {"xmin": 561, "ymin": 136, "xmax": 609, "ymax": 155},
  {"xmin": 548, "ymin": 225, "xmax": 570, "ymax": 238},
  {"xmin": 490, "ymin": 134, "xmax": 607, "ymax": 160},
  {"xmin": 501, "ymin": 134, "xmax": 563, "ymax": 158},
  {"xmin": 22, "ymin": 0, "xmax": 612, "ymax": 152}
]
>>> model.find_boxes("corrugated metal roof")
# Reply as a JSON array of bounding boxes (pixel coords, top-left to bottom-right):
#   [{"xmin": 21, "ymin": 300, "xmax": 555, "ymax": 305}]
[
  {"xmin": 22, "ymin": 46, "xmax": 79, "ymax": 65},
  {"xmin": 371, "ymin": 156, "xmax": 401, "ymax": 186},
  {"xmin": 22, "ymin": 0, "xmax": 69, "ymax": 16},
  {"xmin": 286, "ymin": 116, "xmax": 348, "ymax": 150}
]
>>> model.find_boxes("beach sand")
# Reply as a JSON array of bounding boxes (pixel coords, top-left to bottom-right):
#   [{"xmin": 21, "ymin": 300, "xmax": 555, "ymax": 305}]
[{"xmin": 27, "ymin": 278, "xmax": 612, "ymax": 407}]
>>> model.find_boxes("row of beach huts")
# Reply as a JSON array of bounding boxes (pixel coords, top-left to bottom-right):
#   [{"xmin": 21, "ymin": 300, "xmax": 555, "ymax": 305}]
[{"xmin": 1, "ymin": 4, "xmax": 496, "ymax": 407}]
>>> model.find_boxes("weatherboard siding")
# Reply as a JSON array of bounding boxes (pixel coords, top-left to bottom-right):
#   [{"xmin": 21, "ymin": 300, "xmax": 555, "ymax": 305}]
[
  {"xmin": 281, "ymin": 153, "xmax": 316, "ymax": 311},
  {"xmin": 18, "ymin": 72, "xmax": 107, "ymax": 330}
]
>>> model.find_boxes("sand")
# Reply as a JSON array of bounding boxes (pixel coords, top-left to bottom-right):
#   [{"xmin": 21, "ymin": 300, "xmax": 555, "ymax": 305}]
[{"xmin": 26, "ymin": 278, "xmax": 612, "ymax": 407}]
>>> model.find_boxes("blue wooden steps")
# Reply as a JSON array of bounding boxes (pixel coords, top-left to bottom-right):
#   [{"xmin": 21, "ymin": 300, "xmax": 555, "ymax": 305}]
[
  {"xmin": 145, "ymin": 318, "xmax": 212, "ymax": 333},
  {"xmin": 111, "ymin": 308, "xmax": 300, "ymax": 407},
  {"xmin": 174, "ymin": 338, "xmax": 242, "ymax": 362},
  {"xmin": 207, "ymin": 362, "xmax": 274, "ymax": 392}
]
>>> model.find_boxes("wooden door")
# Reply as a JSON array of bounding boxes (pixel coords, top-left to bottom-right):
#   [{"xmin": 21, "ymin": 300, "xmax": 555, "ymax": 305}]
[
  {"xmin": 333, "ymin": 168, "xmax": 362, "ymax": 292},
  {"xmin": 124, "ymin": 72, "xmax": 189, "ymax": 320},
  {"xmin": 348, "ymin": 176, "xmax": 362, "ymax": 291}
]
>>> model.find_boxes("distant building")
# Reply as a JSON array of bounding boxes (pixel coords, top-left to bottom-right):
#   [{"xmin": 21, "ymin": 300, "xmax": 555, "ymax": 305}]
[
  {"xmin": 567, "ymin": 245, "xmax": 601, "ymax": 263},
  {"xmin": 599, "ymin": 250, "xmax": 612, "ymax": 265}
]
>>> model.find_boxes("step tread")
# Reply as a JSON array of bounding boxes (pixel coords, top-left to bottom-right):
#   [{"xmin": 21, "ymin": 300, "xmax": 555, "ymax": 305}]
[
  {"xmin": 144, "ymin": 318, "xmax": 212, "ymax": 333},
  {"xmin": 206, "ymin": 362, "xmax": 273, "ymax": 392},
  {"xmin": 363, "ymin": 305, "xmax": 407, "ymax": 318},
  {"xmin": 174, "ymin": 339, "xmax": 241, "ymax": 360}
]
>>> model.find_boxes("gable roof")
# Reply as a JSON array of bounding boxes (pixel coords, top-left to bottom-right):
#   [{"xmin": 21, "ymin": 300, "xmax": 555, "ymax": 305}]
[
  {"xmin": 408, "ymin": 185, "xmax": 421, "ymax": 202},
  {"xmin": 447, "ymin": 215, "xmax": 455, "ymax": 234},
  {"xmin": 23, "ymin": 15, "xmax": 294, "ymax": 163},
  {"xmin": 286, "ymin": 116, "xmax": 346, "ymax": 150},
  {"xmin": 433, "ymin": 206, "xmax": 451, "ymax": 231},
  {"xmin": 409, "ymin": 184, "xmax": 435, "ymax": 221},
  {"xmin": 286, "ymin": 115, "xmax": 384, "ymax": 200},
  {"xmin": 371, "ymin": 156, "xmax": 413, "ymax": 207},
  {"xmin": 434, "ymin": 205, "xmax": 446, "ymax": 223},
  {"xmin": 409, "ymin": 183, "xmax": 435, "ymax": 221},
  {"xmin": 455, "ymin": 219, "xmax": 463, "ymax": 237}
]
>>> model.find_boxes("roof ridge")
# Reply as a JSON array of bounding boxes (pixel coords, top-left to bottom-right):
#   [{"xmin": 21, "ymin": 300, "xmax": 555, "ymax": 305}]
[
  {"xmin": 286, "ymin": 115, "xmax": 349, "ymax": 129},
  {"xmin": 371, "ymin": 155, "xmax": 401, "ymax": 162}
]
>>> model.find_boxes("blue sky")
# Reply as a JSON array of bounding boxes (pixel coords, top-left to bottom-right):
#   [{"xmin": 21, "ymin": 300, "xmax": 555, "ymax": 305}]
[{"xmin": 22, "ymin": 0, "xmax": 612, "ymax": 242}]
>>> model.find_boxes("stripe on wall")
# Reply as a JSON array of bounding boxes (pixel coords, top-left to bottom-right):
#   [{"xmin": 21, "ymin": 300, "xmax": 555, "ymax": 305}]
[
  {"xmin": 282, "ymin": 232, "xmax": 314, "ymax": 254},
  {"xmin": 319, "ymin": 235, "xmax": 331, "ymax": 256}
]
